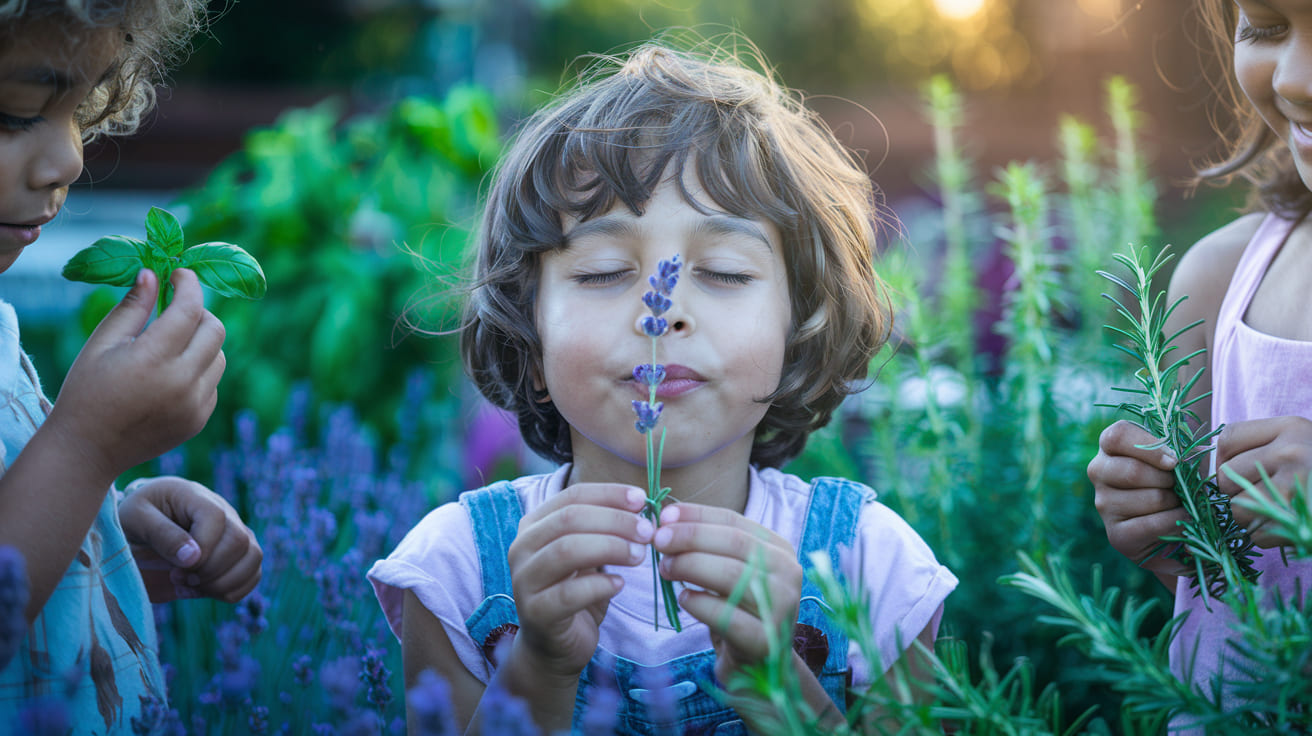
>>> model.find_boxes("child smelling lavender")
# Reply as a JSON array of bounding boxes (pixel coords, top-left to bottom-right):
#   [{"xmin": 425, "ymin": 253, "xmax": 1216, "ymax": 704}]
[{"xmin": 369, "ymin": 38, "xmax": 956, "ymax": 733}]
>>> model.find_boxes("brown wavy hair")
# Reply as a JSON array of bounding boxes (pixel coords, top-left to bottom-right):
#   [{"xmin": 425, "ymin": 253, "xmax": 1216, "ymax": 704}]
[
  {"xmin": 0, "ymin": 0, "xmax": 208, "ymax": 140},
  {"xmin": 461, "ymin": 38, "xmax": 892, "ymax": 468},
  {"xmin": 1196, "ymin": 0, "xmax": 1312, "ymax": 219}
]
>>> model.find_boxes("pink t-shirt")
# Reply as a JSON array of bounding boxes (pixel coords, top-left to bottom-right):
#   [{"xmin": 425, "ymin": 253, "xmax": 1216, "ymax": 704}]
[
  {"xmin": 1169, "ymin": 214, "xmax": 1312, "ymax": 733},
  {"xmin": 369, "ymin": 464, "xmax": 957, "ymax": 689}
]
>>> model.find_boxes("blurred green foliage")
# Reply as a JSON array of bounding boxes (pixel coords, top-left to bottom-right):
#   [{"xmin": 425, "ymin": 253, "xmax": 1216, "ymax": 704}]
[{"xmin": 175, "ymin": 86, "xmax": 500, "ymax": 459}]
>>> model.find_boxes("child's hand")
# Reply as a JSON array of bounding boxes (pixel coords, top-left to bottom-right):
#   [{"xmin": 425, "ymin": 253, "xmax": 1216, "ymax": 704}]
[
  {"xmin": 506, "ymin": 483, "xmax": 651, "ymax": 680},
  {"xmin": 46, "ymin": 268, "xmax": 225, "ymax": 482},
  {"xmin": 119, "ymin": 476, "xmax": 262, "ymax": 604},
  {"xmin": 1216, "ymin": 416, "xmax": 1312, "ymax": 548},
  {"xmin": 652, "ymin": 502, "xmax": 803, "ymax": 682},
  {"xmin": 1088, "ymin": 420, "xmax": 1189, "ymax": 578}
]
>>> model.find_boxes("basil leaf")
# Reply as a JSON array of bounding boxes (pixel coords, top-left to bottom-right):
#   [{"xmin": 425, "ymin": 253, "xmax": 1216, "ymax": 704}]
[
  {"xmin": 61, "ymin": 235, "xmax": 150, "ymax": 287},
  {"xmin": 178, "ymin": 243, "xmax": 268, "ymax": 299},
  {"xmin": 144, "ymin": 207, "xmax": 185, "ymax": 257}
]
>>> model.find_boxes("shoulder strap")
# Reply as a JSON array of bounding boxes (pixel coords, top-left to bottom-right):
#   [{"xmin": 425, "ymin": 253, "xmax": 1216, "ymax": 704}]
[
  {"xmin": 458, "ymin": 482, "xmax": 523, "ymax": 657},
  {"xmin": 795, "ymin": 476, "xmax": 874, "ymax": 707}
]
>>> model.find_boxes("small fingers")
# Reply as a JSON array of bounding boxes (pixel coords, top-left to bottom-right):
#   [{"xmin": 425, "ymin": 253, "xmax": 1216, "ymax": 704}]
[
  {"xmin": 1094, "ymin": 421, "xmax": 1177, "ymax": 470},
  {"xmin": 519, "ymin": 572, "xmax": 623, "ymax": 623},
  {"xmin": 515, "ymin": 533, "xmax": 647, "ymax": 590},
  {"xmin": 679, "ymin": 589, "xmax": 771, "ymax": 663},
  {"xmin": 522, "ymin": 484, "xmax": 647, "ymax": 526}
]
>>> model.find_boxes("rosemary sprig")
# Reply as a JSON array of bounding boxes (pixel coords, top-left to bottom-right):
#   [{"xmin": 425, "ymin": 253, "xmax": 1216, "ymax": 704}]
[{"xmin": 1098, "ymin": 244, "xmax": 1259, "ymax": 602}]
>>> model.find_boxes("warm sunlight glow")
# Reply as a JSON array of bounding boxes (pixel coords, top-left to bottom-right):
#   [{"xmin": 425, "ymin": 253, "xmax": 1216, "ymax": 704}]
[
  {"xmin": 932, "ymin": 0, "xmax": 987, "ymax": 21},
  {"xmin": 1077, "ymin": 0, "xmax": 1121, "ymax": 21}
]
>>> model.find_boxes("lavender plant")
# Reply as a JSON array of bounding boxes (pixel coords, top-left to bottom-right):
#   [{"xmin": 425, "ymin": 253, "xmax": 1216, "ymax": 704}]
[
  {"xmin": 632, "ymin": 255, "xmax": 683, "ymax": 631},
  {"xmin": 62, "ymin": 207, "xmax": 267, "ymax": 316}
]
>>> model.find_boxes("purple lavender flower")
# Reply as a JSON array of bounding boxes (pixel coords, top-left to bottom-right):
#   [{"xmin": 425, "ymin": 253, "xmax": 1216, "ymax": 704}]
[
  {"xmin": 633, "ymin": 364, "xmax": 666, "ymax": 387},
  {"xmin": 236, "ymin": 591, "xmax": 269, "ymax": 638},
  {"xmin": 631, "ymin": 400, "xmax": 664, "ymax": 434},
  {"xmin": 292, "ymin": 654, "xmax": 314, "ymax": 687},
  {"xmin": 640, "ymin": 316, "xmax": 669, "ymax": 338},
  {"xmin": 359, "ymin": 646, "xmax": 392, "ymax": 712},
  {"xmin": 0, "ymin": 545, "xmax": 29, "ymax": 668},
  {"xmin": 321, "ymin": 656, "xmax": 361, "ymax": 710},
  {"xmin": 631, "ymin": 256, "xmax": 684, "ymax": 631},
  {"xmin": 130, "ymin": 694, "xmax": 186, "ymax": 736},
  {"xmin": 407, "ymin": 669, "xmax": 458, "ymax": 736},
  {"xmin": 477, "ymin": 683, "xmax": 541, "ymax": 736}
]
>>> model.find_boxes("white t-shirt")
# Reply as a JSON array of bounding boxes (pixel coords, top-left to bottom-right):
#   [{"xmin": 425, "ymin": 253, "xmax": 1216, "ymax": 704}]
[{"xmin": 369, "ymin": 464, "xmax": 956, "ymax": 689}]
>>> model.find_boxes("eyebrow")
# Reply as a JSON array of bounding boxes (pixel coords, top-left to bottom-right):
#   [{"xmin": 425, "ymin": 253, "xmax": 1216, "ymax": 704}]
[
  {"xmin": 0, "ymin": 64, "xmax": 114, "ymax": 91},
  {"xmin": 565, "ymin": 213, "xmax": 774, "ymax": 251},
  {"xmin": 1, "ymin": 66, "xmax": 75, "ymax": 89}
]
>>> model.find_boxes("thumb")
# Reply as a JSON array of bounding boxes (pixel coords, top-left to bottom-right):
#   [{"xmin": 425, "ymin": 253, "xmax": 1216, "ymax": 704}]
[{"xmin": 86, "ymin": 269, "xmax": 158, "ymax": 348}]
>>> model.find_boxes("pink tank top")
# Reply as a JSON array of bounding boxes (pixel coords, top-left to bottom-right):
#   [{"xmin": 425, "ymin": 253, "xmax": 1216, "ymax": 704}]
[{"xmin": 1169, "ymin": 214, "xmax": 1312, "ymax": 733}]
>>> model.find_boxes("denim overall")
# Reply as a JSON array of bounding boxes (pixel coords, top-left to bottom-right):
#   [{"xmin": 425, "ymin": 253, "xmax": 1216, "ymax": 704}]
[{"xmin": 460, "ymin": 476, "xmax": 871, "ymax": 735}]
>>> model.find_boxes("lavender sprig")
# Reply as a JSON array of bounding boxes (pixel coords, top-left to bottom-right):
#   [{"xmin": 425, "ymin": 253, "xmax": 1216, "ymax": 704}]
[{"xmin": 632, "ymin": 255, "xmax": 683, "ymax": 631}]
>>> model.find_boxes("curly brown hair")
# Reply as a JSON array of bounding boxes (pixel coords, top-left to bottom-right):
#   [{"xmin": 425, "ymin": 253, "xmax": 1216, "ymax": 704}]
[
  {"xmin": 1196, "ymin": 0, "xmax": 1312, "ymax": 219},
  {"xmin": 461, "ymin": 38, "xmax": 892, "ymax": 468},
  {"xmin": 0, "ymin": 0, "xmax": 208, "ymax": 139}
]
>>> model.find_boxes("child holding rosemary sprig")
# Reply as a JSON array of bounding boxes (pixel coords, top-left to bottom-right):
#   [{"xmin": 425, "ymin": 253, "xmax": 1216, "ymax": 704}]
[
  {"xmin": 370, "ymin": 37, "xmax": 956, "ymax": 734},
  {"xmin": 0, "ymin": 1, "xmax": 262, "ymax": 728},
  {"xmin": 1088, "ymin": 0, "xmax": 1312, "ymax": 729}
]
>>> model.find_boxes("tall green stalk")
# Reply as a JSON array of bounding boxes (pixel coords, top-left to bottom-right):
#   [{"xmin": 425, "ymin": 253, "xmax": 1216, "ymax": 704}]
[{"xmin": 994, "ymin": 162, "xmax": 1057, "ymax": 544}]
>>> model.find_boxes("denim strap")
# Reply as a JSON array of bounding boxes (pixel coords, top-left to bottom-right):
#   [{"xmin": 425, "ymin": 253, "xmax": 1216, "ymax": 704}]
[
  {"xmin": 459, "ymin": 482, "xmax": 523, "ymax": 656},
  {"xmin": 796, "ymin": 476, "xmax": 874, "ymax": 710}
]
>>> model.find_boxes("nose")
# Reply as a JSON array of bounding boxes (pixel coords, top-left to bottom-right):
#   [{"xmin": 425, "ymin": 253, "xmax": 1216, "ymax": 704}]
[
  {"xmin": 1274, "ymin": 31, "xmax": 1312, "ymax": 108},
  {"xmin": 28, "ymin": 118, "xmax": 84, "ymax": 192}
]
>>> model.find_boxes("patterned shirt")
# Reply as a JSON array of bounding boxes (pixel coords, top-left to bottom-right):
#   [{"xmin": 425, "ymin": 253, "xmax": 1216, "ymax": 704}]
[{"xmin": 0, "ymin": 300, "xmax": 164, "ymax": 734}]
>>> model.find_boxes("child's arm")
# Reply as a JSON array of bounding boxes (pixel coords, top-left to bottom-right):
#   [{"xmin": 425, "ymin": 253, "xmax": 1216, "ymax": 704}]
[
  {"xmin": 1088, "ymin": 215, "xmax": 1256, "ymax": 590},
  {"xmin": 652, "ymin": 503, "xmax": 844, "ymax": 730},
  {"xmin": 118, "ymin": 476, "xmax": 262, "ymax": 603},
  {"xmin": 0, "ymin": 269, "xmax": 223, "ymax": 622},
  {"xmin": 401, "ymin": 483, "xmax": 651, "ymax": 734}
]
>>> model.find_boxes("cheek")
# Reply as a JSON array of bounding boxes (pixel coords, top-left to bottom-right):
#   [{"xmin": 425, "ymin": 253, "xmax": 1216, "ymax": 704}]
[{"xmin": 1235, "ymin": 47, "xmax": 1273, "ymax": 111}]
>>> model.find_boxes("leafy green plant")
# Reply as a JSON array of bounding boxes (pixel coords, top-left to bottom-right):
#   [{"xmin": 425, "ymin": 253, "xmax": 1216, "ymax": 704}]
[
  {"xmin": 162, "ymin": 87, "xmax": 502, "ymax": 475},
  {"xmin": 62, "ymin": 207, "xmax": 266, "ymax": 315}
]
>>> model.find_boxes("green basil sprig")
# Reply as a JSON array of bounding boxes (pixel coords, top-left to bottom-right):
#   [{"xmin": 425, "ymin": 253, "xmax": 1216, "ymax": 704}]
[{"xmin": 62, "ymin": 207, "xmax": 266, "ymax": 315}]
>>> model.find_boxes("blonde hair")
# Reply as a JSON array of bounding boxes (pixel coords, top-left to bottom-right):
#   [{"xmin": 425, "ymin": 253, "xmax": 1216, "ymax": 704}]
[
  {"xmin": 462, "ymin": 39, "xmax": 892, "ymax": 467},
  {"xmin": 0, "ymin": 0, "xmax": 208, "ymax": 139}
]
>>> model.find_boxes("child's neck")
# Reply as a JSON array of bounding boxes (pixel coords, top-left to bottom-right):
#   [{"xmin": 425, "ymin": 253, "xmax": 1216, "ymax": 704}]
[{"xmin": 565, "ymin": 440, "xmax": 753, "ymax": 514}]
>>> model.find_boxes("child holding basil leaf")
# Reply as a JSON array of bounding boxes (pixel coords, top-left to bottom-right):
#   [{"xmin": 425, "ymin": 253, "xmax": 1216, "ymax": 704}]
[{"xmin": 0, "ymin": 0, "xmax": 261, "ymax": 728}]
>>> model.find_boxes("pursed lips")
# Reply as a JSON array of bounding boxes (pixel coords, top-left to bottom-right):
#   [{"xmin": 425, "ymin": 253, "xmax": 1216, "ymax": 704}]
[{"xmin": 626, "ymin": 363, "xmax": 707, "ymax": 398}]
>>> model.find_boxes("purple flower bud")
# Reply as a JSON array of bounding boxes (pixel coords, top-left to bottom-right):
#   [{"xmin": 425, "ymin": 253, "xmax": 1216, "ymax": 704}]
[
  {"xmin": 657, "ymin": 255, "xmax": 682, "ymax": 281},
  {"xmin": 631, "ymin": 400, "xmax": 663, "ymax": 434},
  {"xmin": 642, "ymin": 291, "xmax": 672, "ymax": 316},
  {"xmin": 407, "ymin": 669, "xmax": 458, "ymax": 736},
  {"xmin": 641, "ymin": 316, "xmax": 668, "ymax": 338},
  {"xmin": 633, "ymin": 364, "xmax": 666, "ymax": 387}
]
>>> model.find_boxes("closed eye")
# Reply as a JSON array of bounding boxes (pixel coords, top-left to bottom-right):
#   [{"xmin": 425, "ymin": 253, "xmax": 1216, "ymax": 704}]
[
  {"xmin": 1236, "ymin": 17, "xmax": 1288, "ymax": 43},
  {"xmin": 572, "ymin": 270, "xmax": 630, "ymax": 285},
  {"xmin": 696, "ymin": 268, "xmax": 753, "ymax": 286},
  {"xmin": 0, "ymin": 113, "xmax": 43, "ymax": 132}
]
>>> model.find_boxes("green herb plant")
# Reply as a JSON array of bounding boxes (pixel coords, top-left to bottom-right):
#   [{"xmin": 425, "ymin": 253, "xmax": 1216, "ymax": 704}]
[
  {"xmin": 1097, "ymin": 244, "xmax": 1258, "ymax": 601},
  {"xmin": 62, "ymin": 206, "xmax": 266, "ymax": 315}
]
